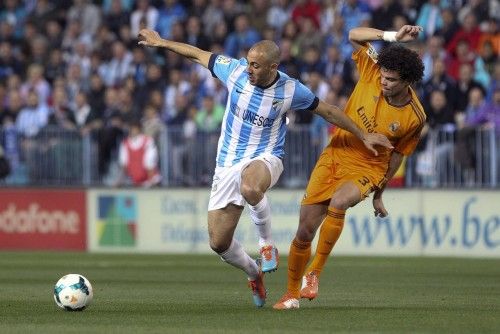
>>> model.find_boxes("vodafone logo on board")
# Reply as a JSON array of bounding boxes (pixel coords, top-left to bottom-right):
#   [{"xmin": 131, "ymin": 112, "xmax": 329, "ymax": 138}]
[
  {"xmin": 0, "ymin": 203, "xmax": 80, "ymax": 234},
  {"xmin": 0, "ymin": 189, "xmax": 87, "ymax": 250}
]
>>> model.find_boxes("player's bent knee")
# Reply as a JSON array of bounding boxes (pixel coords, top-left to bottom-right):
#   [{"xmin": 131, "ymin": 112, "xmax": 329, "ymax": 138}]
[
  {"xmin": 209, "ymin": 239, "xmax": 231, "ymax": 254},
  {"xmin": 296, "ymin": 221, "xmax": 316, "ymax": 242},
  {"xmin": 240, "ymin": 183, "xmax": 262, "ymax": 204},
  {"xmin": 209, "ymin": 242, "xmax": 228, "ymax": 254},
  {"xmin": 330, "ymin": 197, "xmax": 352, "ymax": 211}
]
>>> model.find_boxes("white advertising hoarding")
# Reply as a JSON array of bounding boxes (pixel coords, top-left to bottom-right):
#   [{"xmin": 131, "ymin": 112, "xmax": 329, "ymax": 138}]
[{"xmin": 87, "ymin": 189, "xmax": 499, "ymax": 257}]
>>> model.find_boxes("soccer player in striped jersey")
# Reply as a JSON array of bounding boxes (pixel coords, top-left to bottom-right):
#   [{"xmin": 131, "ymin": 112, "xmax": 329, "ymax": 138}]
[
  {"xmin": 138, "ymin": 29, "xmax": 392, "ymax": 307},
  {"xmin": 273, "ymin": 25, "xmax": 426, "ymax": 310}
]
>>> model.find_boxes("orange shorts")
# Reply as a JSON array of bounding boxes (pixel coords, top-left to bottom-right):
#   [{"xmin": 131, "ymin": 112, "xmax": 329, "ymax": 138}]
[{"xmin": 302, "ymin": 146, "xmax": 385, "ymax": 205}]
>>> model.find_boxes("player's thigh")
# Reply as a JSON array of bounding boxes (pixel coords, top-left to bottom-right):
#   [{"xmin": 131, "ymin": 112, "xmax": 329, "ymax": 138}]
[
  {"xmin": 330, "ymin": 174, "xmax": 375, "ymax": 210},
  {"xmin": 241, "ymin": 160, "xmax": 271, "ymax": 192},
  {"xmin": 302, "ymin": 147, "xmax": 335, "ymax": 205},
  {"xmin": 208, "ymin": 204, "xmax": 244, "ymax": 250},
  {"xmin": 241, "ymin": 155, "xmax": 283, "ymax": 192}
]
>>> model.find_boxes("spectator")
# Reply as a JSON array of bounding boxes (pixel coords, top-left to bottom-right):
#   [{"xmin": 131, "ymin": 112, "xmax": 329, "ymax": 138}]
[
  {"xmin": 15, "ymin": 90, "xmax": 50, "ymax": 138},
  {"xmin": 155, "ymin": 0, "xmax": 186, "ymax": 39},
  {"xmin": 130, "ymin": 0, "xmax": 159, "ymax": 38},
  {"xmin": 116, "ymin": 119, "xmax": 160, "ymax": 187},
  {"xmin": 247, "ymin": 0, "xmax": 270, "ymax": 35},
  {"xmin": 66, "ymin": 0, "xmax": 101, "ymax": 37},
  {"xmin": 454, "ymin": 86, "xmax": 489, "ymax": 186},
  {"xmin": 324, "ymin": 14, "xmax": 352, "ymax": 60},
  {"xmin": 339, "ymin": 0, "xmax": 371, "ymax": 33},
  {"xmin": 195, "ymin": 95, "xmax": 224, "ymax": 132},
  {"xmin": 46, "ymin": 86, "xmax": 76, "ymax": 131},
  {"xmin": 415, "ymin": 0, "xmax": 443, "ymax": 40},
  {"xmin": 466, "ymin": 87, "xmax": 500, "ymax": 134},
  {"xmin": 185, "ymin": 16, "xmax": 211, "ymax": 50},
  {"xmin": 224, "ymin": 13, "xmax": 261, "ymax": 58},
  {"xmin": 291, "ymin": 0, "xmax": 321, "ymax": 29},
  {"xmin": 434, "ymin": 7, "xmax": 460, "ymax": 46},
  {"xmin": 415, "ymin": 90, "xmax": 456, "ymax": 187},
  {"xmin": 298, "ymin": 46, "xmax": 324, "ymax": 79},
  {"xmin": 87, "ymin": 73, "xmax": 106, "ymax": 115},
  {"xmin": 454, "ymin": 63, "xmax": 486, "ymax": 113},
  {"xmin": 70, "ymin": 91, "xmax": 101, "ymax": 136},
  {"xmin": 201, "ymin": 0, "xmax": 224, "ymax": 34},
  {"xmin": 20, "ymin": 64, "xmax": 51, "ymax": 106},
  {"xmin": 372, "ymin": 0, "xmax": 403, "ymax": 32},
  {"xmin": 28, "ymin": 0, "xmax": 56, "ymax": 33},
  {"xmin": 267, "ymin": 0, "xmax": 292, "ymax": 35},
  {"xmin": 295, "ymin": 17, "xmax": 323, "ymax": 61},
  {"xmin": 163, "ymin": 68, "xmax": 190, "ymax": 123},
  {"xmin": 0, "ymin": 0, "xmax": 27, "ymax": 39},
  {"xmin": 45, "ymin": 49, "xmax": 65, "ymax": 84},
  {"xmin": 105, "ymin": 0, "xmax": 130, "ymax": 36},
  {"xmin": 100, "ymin": 40, "xmax": 133, "ymax": 87},
  {"xmin": 0, "ymin": 41, "xmax": 24, "ymax": 80},
  {"xmin": 446, "ymin": 12, "xmax": 483, "ymax": 55},
  {"xmin": 421, "ymin": 35, "xmax": 446, "ymax": 82},
  {"xmin": 141, "ymin": 104, "xmax": 165, "ymax": 146},
  {"xmin": 421, "ymin": 58, "xmax": 458, "ymax": 109},
  {"xmin": 323, "ymin": 44, "xmax": 353, "ymax": 87}
]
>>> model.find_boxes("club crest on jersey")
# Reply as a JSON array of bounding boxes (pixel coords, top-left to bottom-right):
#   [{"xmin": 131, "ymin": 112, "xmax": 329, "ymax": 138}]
[
  {"xmin": 272, "ymin": 99, "xmax": 283, "ymax": 112},
  {"xmin": 216, "ymin": 56, "xmax": 231, "ymax": 65},
  {"xmin": 389, "ymin": 121, "xmax": 400, "ymax": 132}
]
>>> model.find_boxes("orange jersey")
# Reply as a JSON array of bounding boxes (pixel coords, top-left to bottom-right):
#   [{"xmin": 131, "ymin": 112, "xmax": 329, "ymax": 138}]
[{"xmin": 330, "ymin": 43, "xmax": 425, "ymax": 177}]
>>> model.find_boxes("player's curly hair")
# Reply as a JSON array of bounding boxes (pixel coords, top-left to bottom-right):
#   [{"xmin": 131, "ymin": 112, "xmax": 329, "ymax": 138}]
[{"xmin": 378, "ymin": 44, "xmax": 424, "ymax": 84}]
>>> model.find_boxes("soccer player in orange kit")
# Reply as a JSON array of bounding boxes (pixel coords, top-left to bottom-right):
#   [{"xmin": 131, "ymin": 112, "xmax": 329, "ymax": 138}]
[{"xmin": 274, "ymin": 24, "xmax": 426, "ymax": 309}]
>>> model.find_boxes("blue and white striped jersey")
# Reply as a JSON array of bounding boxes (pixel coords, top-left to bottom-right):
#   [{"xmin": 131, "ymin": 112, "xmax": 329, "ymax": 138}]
[{"xmin": 208, "ymin": 54, "xmax": 318, "ymax": 167}]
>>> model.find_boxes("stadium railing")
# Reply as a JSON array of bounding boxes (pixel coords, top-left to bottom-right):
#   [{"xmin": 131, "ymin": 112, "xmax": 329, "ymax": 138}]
[{"xmin": 0, "ymin": 125, "xmax": 498, "ymax": 188}]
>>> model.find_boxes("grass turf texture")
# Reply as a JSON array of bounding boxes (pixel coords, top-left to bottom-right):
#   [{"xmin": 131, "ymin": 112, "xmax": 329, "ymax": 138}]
[{"xmin": 0, "ymin": 252, "xmax": 499, "ymax": 334}]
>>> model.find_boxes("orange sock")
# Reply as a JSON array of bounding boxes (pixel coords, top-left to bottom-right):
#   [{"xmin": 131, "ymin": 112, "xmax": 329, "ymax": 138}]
[
  {"xmin": 286, "ymin": 237, "xmax": 311, "ymax": 298},
  {"xmin": 305, "ymin": 207, "xmax": 345, "ymax": 276}
]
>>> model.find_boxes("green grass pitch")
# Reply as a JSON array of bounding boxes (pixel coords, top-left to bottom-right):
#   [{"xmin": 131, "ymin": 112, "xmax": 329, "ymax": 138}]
[{"xmin": 0, "ymin": 252, "xmax": 499, "ymax": 334}]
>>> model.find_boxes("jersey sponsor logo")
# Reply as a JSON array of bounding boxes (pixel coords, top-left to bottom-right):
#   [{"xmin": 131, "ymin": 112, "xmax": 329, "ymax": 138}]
[
  {"xmin": 389, "ymin": 121, "xmax": 400, "ymax": 132},
  {"xmin": 356, "ymin": 106, "xmax": 378, "ymax": 133},
  {"xmin": 231, "ymin": 104, "xmax": 276, "ymax": 128},
  {"xmin": 216, "ymin": 56, "xmax": 231, "ymax": 65}
]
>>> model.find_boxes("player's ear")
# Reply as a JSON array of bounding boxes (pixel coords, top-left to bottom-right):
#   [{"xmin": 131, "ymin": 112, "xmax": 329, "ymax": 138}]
[{"xmin": 270, "ymin": 63, "xmax": 278, "ymax": 71}]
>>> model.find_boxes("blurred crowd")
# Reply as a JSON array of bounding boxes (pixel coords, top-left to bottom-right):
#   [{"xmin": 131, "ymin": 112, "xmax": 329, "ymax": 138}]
[{"xmin": 0, "ymin": 0, "xmax": 498, "ymax": 186}]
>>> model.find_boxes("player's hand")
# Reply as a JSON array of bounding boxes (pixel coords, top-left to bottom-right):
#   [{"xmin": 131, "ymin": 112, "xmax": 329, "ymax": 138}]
[
  {"xmin": 138, "ymin": 29, "xmax": 165, "ymax": 48},
  {"xmin": 373, "ymin": 197, "xmax": 388, "ymax": 218},
  {"xmin": 396, "ymin": 25, "xmax": 423, "ymax": 42},
  {"xmin": 362, "ymin": 133, "xmax": 393, "ymax": 156}
]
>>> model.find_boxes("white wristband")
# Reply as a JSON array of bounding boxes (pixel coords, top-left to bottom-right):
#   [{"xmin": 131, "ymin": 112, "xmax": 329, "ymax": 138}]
[{"xmin": 383, "ymin": 31, "xmax": 397, "ymax": 42}]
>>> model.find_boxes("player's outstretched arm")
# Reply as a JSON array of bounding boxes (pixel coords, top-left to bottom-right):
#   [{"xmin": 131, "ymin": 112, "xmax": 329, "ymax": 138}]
[
  {"xmin": 313, "ymin": 100, "xmax": 393, "ymax": 156},
  {"xmin": 138, "ymin": 29, "xmax": 212, "ymax": 68},
  {"xmin": 348, "ymin": 25, "xmax": 423, "ymax": 50}
]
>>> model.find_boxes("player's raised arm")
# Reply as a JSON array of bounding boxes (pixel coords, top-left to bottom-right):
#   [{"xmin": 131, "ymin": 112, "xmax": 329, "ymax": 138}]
[
  {"xmin": 138, "ymin": 29, "xmax": 212, "ymax": 68},
  {"xmin": 312, "ymin": 100, "xmax": 393, "ymax": 156},
  {"xmin": 348, "ymin": 25, "xmax": 423, "ymax": 50}
]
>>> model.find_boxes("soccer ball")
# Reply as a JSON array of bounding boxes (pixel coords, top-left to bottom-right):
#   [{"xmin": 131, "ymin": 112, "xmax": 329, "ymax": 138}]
[{"xmin": 53, "ymin": 274, "xmax": 93, "ymax": 311}]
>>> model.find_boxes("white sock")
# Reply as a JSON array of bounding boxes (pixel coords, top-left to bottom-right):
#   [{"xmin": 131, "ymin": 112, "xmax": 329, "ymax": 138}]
[
  {"xmin": 219, "ymin": 239, "xmax": 259, "ymax": 279},
  {"xmin": 248, "ymin": 195, "xmax": 273, "ymax": 248}
]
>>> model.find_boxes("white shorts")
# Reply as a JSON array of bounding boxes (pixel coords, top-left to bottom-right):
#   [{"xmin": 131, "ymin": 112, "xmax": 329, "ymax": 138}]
[{"xmin": 208, "ymin": 154, "xmax": 284, "ymax": 211}]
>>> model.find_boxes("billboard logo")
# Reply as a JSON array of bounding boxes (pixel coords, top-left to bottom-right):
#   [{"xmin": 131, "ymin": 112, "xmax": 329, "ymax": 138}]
[{"xmin": 97, "ymin": 196, "xmax": 137, "ymax": 246}]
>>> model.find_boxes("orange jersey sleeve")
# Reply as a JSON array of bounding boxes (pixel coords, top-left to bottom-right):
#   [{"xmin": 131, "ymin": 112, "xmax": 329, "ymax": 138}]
[{"xmin": 329, "ymin": 44, "xmax": 425, "ymax": 176}]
